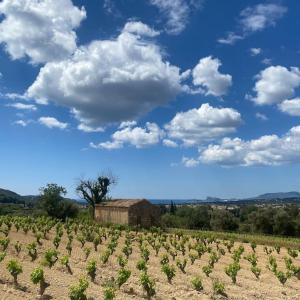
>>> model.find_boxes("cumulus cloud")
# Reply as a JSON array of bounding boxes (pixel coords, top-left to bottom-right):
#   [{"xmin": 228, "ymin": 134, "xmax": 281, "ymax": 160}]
[
  {"xmin": 250, "ymin": 48, "xmax": 262, "ymax": 56},
  {"xmin": 199, "ymin": 125, "xmax": 300, "ymax": 166},
  {"xmin": 149, "ymin": 0, "xmax": 204, "ymax": 35},
  {"xmin": 163, "ymin": 139, "xmax": 178, "ymax": 148},
  {"xmin": 123, "ymin": 21, "xmax": 159, "ymax": 37},
  {"xmin": 192, "ymin": 56, "xmax": 232, "ymax": 97},
  {"xmin": 182, "ymin": 156, "xmax": 199, "ymax": 167},
  {"xmin": 27, "ymin": 22, "xmax": 182, "ymax": 127},
  {"xmin": 77, "ymin": 123, "xmax": 104, "ymax": 133},
  {"xmin": 251, "ymin": 66, "xmax": 300, "ymax": 105},
  {"xmin": 91, "ymin": 122, "xmax": 164, "ymax": 149},
  {"xmin": 0, "ymin": 0, "xmax": 86, "ymax": 64},
  {"xmin": 38, "ymin": 117, "xmax": 68, "ymax": 129},
  {"xmin": 6, "ymin": 102, "xmax": 37, "ymax": 111},
  {"xmin": 165, "ymin": 103, "xmax": 242, "ymax": 146},
  {"xmin": 278, "ymin": 98, "xmax": 300, "ymax": 116},
  {"xmin": 218, "ymin": 3, "xmax": 287, "ymax": 45}
]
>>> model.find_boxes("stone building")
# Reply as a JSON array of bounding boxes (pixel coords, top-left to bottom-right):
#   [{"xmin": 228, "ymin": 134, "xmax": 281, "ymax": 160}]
[{"xmin": 95, "ymin": 199, "xmax": 160, "ymax": 227}]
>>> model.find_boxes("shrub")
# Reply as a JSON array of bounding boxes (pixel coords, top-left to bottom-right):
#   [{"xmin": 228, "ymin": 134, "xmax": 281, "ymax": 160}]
[
  {"xmin": 101, "ymin": 249, "xmax": 111, "ymax": 264},
  {"xmin": 136, "ymin": 259, "xmax": 147, "ymax": 271},
  {"xmin": 43, "ymin": 249, "xmax": 59, "ymax": 268},
  {"xmin": 116, "ymin": 268, "xmax": 131, "ymax": 288},
  {"xmin": 60, "ymin": 255, "xmax": 72, "ymax": 274},
  {"xmin": 274, "ymin": 245, "xmax": 280, "ymax": 254},
  {"xmin": 212, "ymin": 279, "xmax": 225, "ymax": 295},
  {"xmin": 189, "ymin": 252, "xmax": 198, "ymax": 265},
  {"xmin": 83, "ymin": 247, "xmax": 91, "ymax": 261},
  {"xmin": 86, "ymin": 259, "xmax": 97, "ymax": 282},
  {"xmin": 0, "ymin": 238, "xmax": 9, "ymax": 251},
  {"xmin": 176, "ymin": 258, "xmax": 187, "ymax": 273},
  {"xmin": 275, "ymin": 271, "xmax": 288, "ymax": 285},
  {"xmin": 160, "ymin": 254, "xmax": 169, "ymax": 265},
  {"xmin": 69, "ymin": 277, "xmax": 89, "ymax": 300},
  {"xmin": 251, "ymin": 265, "xmax": 261, "ymax": 279},
  {"xmin": 30, "ymin": 267, "xmax": 49, "ymax": 296},
  {"xmin": 191, "ymin": 276, "xmax": 203, "ymax": 291},
  {"xmin": 250, "ymin": 242, "xmax": 256, "ymax": 252},
  {"xmin": 7, "ymin": 259, "xmax": 22, "ymax": 286},
  {"xmin": 161, "ymin": 264, "xmax": 176, "ymax": 283},
  {"xmin": 27, "ymin": 242, "xmax": 38, "ymax": 261},
  {"xmin": 122, "ymin": 245, "xmax": 132, "ymax": 259},
  {"xmin": 103, "ymin": 286, "xmax": 116, "ymax": 300},
  {"xmin": 93, "ymin": 236, "xmax": 100, "ymax": 251},
  {"xmin": 202, "ymin": 265, "xmax": 212, "ymax": 277},
  {"xmin": 14, "ymin": 241, "xmax": 22, "ymax": 256},
  {"xmin": 244, "ymin": 253, "xmax": 258, "ymax": 266},
  {"xmin": 0, "ymin": 251, "xmax": 6, "ymax": 263},
  {"xmin": 287, "ymin": 248, "xmax": 298, "ymax": 258},
  {"xmin": 117, "ymin": 255, "xmax": 128, "ymax": 268},
  {"xmin": 140, "ymin": 271, "xmax": 156, "ymax": 298},
  {"xmin": 225, "ymin": 262, "xmax": 240, "ymax": 284}
]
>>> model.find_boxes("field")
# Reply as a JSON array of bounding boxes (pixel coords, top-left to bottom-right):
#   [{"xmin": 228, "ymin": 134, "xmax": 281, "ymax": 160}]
[{"xmin": 0, "ymin": 216, "xmax": 300, "ymax": 300}]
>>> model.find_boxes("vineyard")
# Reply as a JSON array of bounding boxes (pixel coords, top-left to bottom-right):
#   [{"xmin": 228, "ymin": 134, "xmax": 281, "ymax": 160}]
[{"xmin": 0, "ymin": 216, "xmax": 300, "ymax": 299}]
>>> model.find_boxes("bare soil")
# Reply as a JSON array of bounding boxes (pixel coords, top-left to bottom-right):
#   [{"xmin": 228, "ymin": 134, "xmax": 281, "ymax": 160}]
[{"xmin": 0, "ymin": 227, "xmax": 300, "ymax": 300}]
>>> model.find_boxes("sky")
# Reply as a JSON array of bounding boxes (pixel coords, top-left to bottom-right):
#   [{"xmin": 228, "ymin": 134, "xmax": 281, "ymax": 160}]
[{"xmin": 1, "ymin": 0, "xmax": 300, "ymax": 200}]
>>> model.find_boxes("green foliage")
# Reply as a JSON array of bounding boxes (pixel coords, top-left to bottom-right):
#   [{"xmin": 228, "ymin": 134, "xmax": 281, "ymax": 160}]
[
  {"xmin": 161, "ymin": 264, "xmax": 176, "ymax": 283},
  {"xmin": 27, "ymin": 242, "xmax": 37, "ymax": 261},
  {"xmin": 251, "ymin": 265, "xmax": 261, "ymax": 279},
  {"xmin": 136, "ymin": 259, "xmax": 147, "ymax": 271},
  {"xmin": 191, "ymin": 276, "xmax": 203, "ymax": 291},
  {"xmin": 43, "ymin": 248, "xmax": 59, "ymax": 268},
  {"xmin": 287, "ymin": 248, "xmax": 298, "ymax": 258},
  {"xmin": 225, "ymin": 262, "xmax": 241, "ymax": 284},
  {"xmin": 31, "ymin": 267, "xmax": 48, "ymax": 296},
  {"xmin": 83, "ymin": 247, "xmax": 91, "ymax": 260},
  {"xmin": 86, "ymin": 259, "xmax": 97, "ymax": 281},
  {"xmin": 0, "ymin": 251, "xmax": 6, "ymax": 262},
  {"xmin": 212, "ymin": 279, "xmax": 226, "ymax": 295},
  {"xmin": 14, "ymin": 241, "xmax": 22, "ymax": 255},
  {"xmin": 69, "ymin": 277, "xmax": 89, "ymax": 300},
  {"xmin": 0, "ymin": 237, "xmax": 9, "ymax": 251},
  {"xmin": 6, "ymin": 259, "xmax": 22, "ymax": 285},
  {"xmin": 116, "ymin": 268, "xmax": 131, "ymax": 288},
  {"xmin": 140, "ymin": 271, "xmax": 156, "ymax": 298},
  {"xmin": 117, "ymin": 255, "xmax": 128, "ymax": 268},
  {"xmin": 275, "ymin": 270, "xmax": 288, "ymax": 285},
  {"xmin": 176, "ymin": 258, "xmax": 187, "ymax": 273},
  {"xmin": 103, "ymin": 286, "xmax": 116, "ymax": 300},
  {"xmin": 202, "ymin": 265, "xmax": 212, "ymax": 277}
]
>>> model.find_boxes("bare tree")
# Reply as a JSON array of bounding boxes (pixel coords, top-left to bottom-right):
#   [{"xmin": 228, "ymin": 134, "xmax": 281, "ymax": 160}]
[{"xmin": 76, "ymin": 174, "xmax": 116, "ymax": 219}]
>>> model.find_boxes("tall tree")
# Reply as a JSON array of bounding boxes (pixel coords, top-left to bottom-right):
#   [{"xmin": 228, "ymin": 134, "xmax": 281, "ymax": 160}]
[{"xmin": 76, "ymin": 175, "xmax": 116, "ymax": 219}]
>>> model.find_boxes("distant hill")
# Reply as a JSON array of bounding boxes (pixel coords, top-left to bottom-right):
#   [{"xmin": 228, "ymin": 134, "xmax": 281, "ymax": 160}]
[
  {"xmin": 254, "ymin": 192, "xmax": 300, "ymax": 200},
  {"xmin": 0, "ymin": 188, "xmax": 23, "ymax": 204}
]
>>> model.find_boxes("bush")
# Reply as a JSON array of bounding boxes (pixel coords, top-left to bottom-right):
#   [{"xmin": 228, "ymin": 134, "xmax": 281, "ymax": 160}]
[
  {"xmin": 86, "ymin": 259, "xmax": 97, "ymax": 282},
  {"xmin": 43, "ymin": 249, "xmax": 59, "ymax": 268},
  {"xmin": 191, "ymin": 276, "xmax": 203, "ymax": 291},
  {"xmin": 103, "ymin": 286, "xmax": 116, "ymax": 300},
  {"xmin": 116, "ymin": 268, "xmax": 131, "ymax": 288},
  {"xmin": 251, "ymin": 265, "xmax": 261, "ymax": 279},
  {"xmin": 7, "ymin": 259, "xmax": 22, "ymax": 286},
  {"xmin": 212, "ymin": 279, "xmax": 226, "ymax": 295},
  {"xmin": 140, "ymin": 271, "xmax": 156, "ymax": 298},
  {"xmin": 225, "ymin": 262, "xmax": 240, "ymax": 284},
  {"xmin": 202, "ymin": 265, "xmax": 212, "ymax": 277},
  {"xmin": 69, "ymin": 277, "xmax": 89, "ymax": 300},
  {"xmin": 30, "ymin": 267, "xmax": 49, "ymax": 296},
  {"xmin": 161, "ymin": 264, "xmax": 176, "ymax": 283}
]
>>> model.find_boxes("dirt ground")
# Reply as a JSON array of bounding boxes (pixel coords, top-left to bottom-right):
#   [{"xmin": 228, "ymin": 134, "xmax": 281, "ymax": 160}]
[{"xmin": 0, "ymin": 227, "xmax": 300, "ymax": 300}]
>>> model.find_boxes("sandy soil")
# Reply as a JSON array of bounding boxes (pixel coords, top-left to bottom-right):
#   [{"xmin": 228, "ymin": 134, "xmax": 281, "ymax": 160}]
[{"xmin": 0, "ymin": 227, "xmax": 300, "ymax": 300}]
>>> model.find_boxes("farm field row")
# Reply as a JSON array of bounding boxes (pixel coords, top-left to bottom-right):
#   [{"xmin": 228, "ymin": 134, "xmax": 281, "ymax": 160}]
[{"xmin": 0, "ymin": 216, "xmax": 300, "ymax": 299}]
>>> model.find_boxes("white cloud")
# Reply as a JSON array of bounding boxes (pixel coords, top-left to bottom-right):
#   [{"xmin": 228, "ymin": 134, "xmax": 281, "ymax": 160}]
[
  {"xmin": 14, "ymin": 119, "xmax": 31, "ymax": 127},
  {"xmin": 199, "ymin": 125, "xmax": 300, "ymax": 166},
  {"xmin": 149, "ymin": 0, "xmax": 204, "ymax": 35},
  {"xmin": 7, "ymin": 102, "xmax": 37, "ymax": 111},
  {"xmin": 251, "ymin": 66, "xmax": 300, "ymax": 105},
  {"xmin": 240, "ymin": 3, "xmax": 287, "ymax": 33},
  {"xmin": 123, "ymin": 21, "xmax": 159, "ymax": 37},
  {"xmin": 91, "ymin": 122, "xmax": 164, "ymax": 149},
  {"xmin": 192, "ymin": 56, "xmax": 232, "ymax": 97},
  {"xmin": 217, "ymin": 32, "xmax": 243, "ymax": 45},
  {"xmin": 182, "ymin": 156, "xmax": 199, "ymax": 167},
  {"xmin": 278, "ymin": 98, "xmax": 300, "ymax": 116},
  {"xmin": 27, "ymin": 22, "xmax": 182, "ymax": 127},
  {"xmin": 163, "ymin": 139, "xmax": 178, "ymax": 148},
  {"xmin": 0, "ymin": 0, "xmax": 86, "ymax": 64},
  {"xmin": 38, "ymin": 116, "xmax": 68, "ymax": 129},
  {"xmin": 250, "ymin": 48, "xmax": 261, "ymax": 56},
  {"xmin": 119, "ymin": 121, "xmax": 137, "ymax": 129},
  {"xmin": 165, "ymin": 103, "xmax": 242, "ymax": 146},
  {"xmin": 77, "ymin": 123, "xmax": 104, "ymax": 133},
  {"xmin": 261, "ymin": 58, "xmax": 272, "ymax": 65},
  {"xmin": 218, "ymin": 3, "xmax": 287, "ymax": 45},
  {"xmin": 255, "ymin": 112, "xmax": 268, "ymax": 121}
]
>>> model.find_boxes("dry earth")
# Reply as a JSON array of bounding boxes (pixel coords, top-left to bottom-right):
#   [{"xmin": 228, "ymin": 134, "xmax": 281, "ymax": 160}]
[{"xmin": 0, "ymin": 227, "xmax": 300, "ymax": 300}]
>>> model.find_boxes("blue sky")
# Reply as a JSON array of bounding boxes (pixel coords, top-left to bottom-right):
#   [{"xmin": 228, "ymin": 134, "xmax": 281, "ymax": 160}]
[{"xmin": 1, "ymin": 0, "xmax": 300, "ymax": 199}]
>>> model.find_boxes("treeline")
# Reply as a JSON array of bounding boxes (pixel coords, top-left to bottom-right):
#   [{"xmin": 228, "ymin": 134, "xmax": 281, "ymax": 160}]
[{"xmin": 161, "ymin": 204, "xmax": 300, "ymax": 237}]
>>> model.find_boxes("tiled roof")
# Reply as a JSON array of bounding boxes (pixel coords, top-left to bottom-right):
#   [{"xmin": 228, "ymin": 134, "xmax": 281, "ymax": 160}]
[{"xmin": 96, "ymin": 199, "xmax": 148, "ymax": 208}]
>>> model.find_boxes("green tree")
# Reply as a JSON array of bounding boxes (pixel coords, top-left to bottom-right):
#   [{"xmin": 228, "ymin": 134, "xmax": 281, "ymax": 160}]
[
  {"xmin": 76, "ymin": 175, "xmax": 116, "ymax": 219},
  {"xmin": 39, "ymin": 183, "xmax": 78, "ymax": 219}
]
